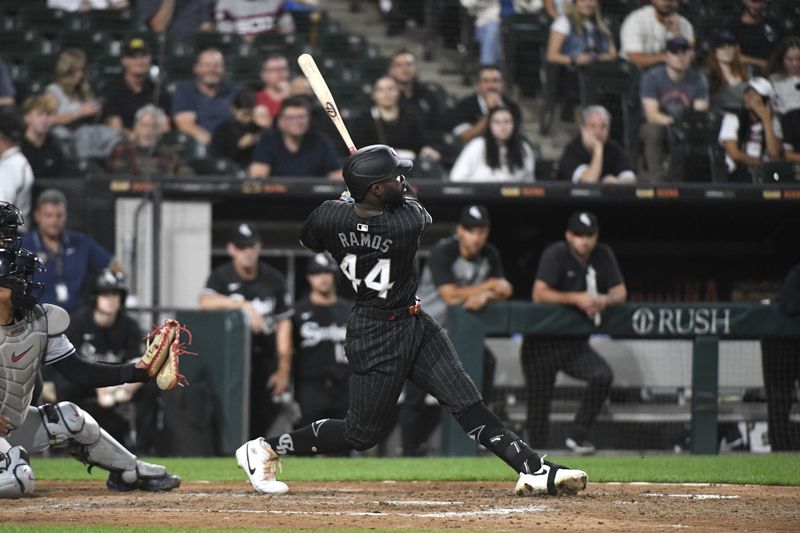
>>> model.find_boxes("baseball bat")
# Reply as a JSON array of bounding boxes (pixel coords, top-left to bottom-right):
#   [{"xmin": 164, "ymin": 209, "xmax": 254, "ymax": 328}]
[{"xmin": 297, "ymin": 53, "xmax": 357, "ymax": 155}]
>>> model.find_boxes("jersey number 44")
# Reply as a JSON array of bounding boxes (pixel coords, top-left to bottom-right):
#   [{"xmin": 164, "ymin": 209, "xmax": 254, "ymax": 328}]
[{"xmin": 340, "ymin": 254, "xmax": 394, "ymax": 299}]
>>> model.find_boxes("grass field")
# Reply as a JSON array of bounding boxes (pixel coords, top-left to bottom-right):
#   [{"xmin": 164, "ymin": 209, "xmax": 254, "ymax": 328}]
[{"xmin": 30, "ymin": 453, "xmax": 800, "ymax": 486}]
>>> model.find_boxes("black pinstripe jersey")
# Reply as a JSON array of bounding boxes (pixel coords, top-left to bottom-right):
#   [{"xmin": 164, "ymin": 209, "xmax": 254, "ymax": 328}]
[{"xmin": 300, "ymin": 193, "xmax": 432, "ymax": 309}]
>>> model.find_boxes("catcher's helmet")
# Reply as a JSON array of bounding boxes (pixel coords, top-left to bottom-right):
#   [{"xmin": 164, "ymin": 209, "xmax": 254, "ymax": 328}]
[
  {"xmin": 0, "ymin": 201, "xmax": 24, "ymax": 250},
  {"xmin": 92, "ymin": 269, "xmax": 128, "ymax": 302},
  {"xmin": 343, "ymin": 145, "xmax": 412, "ymax": 202},
  {"xmin": 0, "ymin": 247, "xmax": 44, "ymax": 311}
]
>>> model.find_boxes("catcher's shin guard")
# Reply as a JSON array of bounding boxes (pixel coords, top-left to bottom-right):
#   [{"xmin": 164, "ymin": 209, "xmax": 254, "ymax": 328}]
[{"xmin": 0, "ymin": 445, "xmax": 35, "ymax": 498}]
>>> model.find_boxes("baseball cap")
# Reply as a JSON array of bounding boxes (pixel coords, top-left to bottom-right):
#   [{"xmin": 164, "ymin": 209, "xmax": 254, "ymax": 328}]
[
  {"xmin": 458, "ymin": 205, "xmax": 491, "ymax": 227},
  {"xmin": 710, "ymin": 30, "xmax": 737, "ymax": 49},
  {"xmin": 306, "ymin": 253, "xmax": 338, "ymax": 274},
  {"xmin": 229, "ymin": 223, "xmax": 261, "ymax": 248},
  {"xmin": 122, "ymin": 37, "xmax": 150, "ymax": 57},
  {"xmin": 666, "ymin": 36, "xmax": 691, "ymax": 53},
  {"xmin": 747, "ymin": 77, "xmax": 774, "ymax": 99},
  {"xmin": 567, "ymin": 211, "xmax": 599, "ymax": 235}
]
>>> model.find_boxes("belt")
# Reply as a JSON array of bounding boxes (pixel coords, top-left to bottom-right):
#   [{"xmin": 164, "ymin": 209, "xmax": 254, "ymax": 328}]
[{"xmin": 356, "ymin": 299, "xmax": 422, "ymax": 321}]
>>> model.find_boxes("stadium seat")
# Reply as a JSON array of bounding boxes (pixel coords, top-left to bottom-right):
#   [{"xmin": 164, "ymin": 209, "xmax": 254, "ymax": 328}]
[
  {"xmin": 502, "ymin": 13, "xmax": 550, "ymax": 96},
  {"xmin": 186, "ymin": 157, "xmax": 244, "ymax": 177},
  {"xmin": 428, "ymin": 131, "xmax": 465, "ymax": 168},
  {"xmin": 86, "ymin": 8, "xmax": 138, "ymax": 32},
  {"xmin": 19, "ymin": 6, "xmax": 87, "ymax": 33},
  {"xmin": 670, "ymin": 110, "xmax": 724, "ymax": 182},
  {"xmin": 751, "ymin": 162, "xmax": 798, "ymax": 184},
  {"xmin": 413, "ymin": 158, "xmax": 448, "ymax": 181},
  {"xmin": 192, "ymin": 32, "xmax": 245, "ymax": 58},
  {"xmin": 23, "ymin": 54, "xmax": 59, "ymax": 84},
  {"xmin": 0, "ymin": 30, "xmax": 51, "ymax": 62},
  {"xmin": 56, "ymin": 30, "xmax": 112, "ymax": 57},
  {"xmin": 160, "ymin": 131, "xmax": 203, "ymax": 160},
  {"xmin": 251, "ymin": 32, "xmax": 310, "ymax": 58}
]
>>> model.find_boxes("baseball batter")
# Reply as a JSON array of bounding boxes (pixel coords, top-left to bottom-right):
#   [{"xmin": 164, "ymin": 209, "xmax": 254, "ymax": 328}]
[
  {"xmin": 237, "ymin": 145, "xmax": 588, "ymax": 496},
  {"xmin": 0, "ymin": 202, "xmax": 180, "ymax": 497}
]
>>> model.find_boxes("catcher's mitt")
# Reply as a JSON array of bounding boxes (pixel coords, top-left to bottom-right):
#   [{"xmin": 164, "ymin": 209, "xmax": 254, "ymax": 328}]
[{"xmin": 141, "ymin": 319, "xmax": 196, "ymax": 390}]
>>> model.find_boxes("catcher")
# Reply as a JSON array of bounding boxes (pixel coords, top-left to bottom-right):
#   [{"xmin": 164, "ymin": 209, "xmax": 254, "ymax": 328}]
[{"xmin": 0, "ymin": 202, "xmax": 191, "ymax": 497}]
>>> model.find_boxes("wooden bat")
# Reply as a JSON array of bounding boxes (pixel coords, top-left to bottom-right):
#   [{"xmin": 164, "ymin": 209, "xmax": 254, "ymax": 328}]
[{"xmin": 297, "ymin": 53, "xmax": 357, "ymax": 155}]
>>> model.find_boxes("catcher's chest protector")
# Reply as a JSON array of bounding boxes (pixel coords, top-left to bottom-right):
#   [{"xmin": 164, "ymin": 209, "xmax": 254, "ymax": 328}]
[{"xmin": 0, "ymin": 307, "xmax": 49, "ymax": 428}]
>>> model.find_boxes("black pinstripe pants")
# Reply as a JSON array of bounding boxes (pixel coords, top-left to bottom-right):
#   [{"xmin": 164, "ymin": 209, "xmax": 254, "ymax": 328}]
[{"xmin": 343, "ymin": 309, "xmax": 482, "ymax": 449}]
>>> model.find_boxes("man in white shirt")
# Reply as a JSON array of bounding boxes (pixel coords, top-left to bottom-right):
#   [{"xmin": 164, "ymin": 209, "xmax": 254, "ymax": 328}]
[
  {"xmin": 620, "ymin": 0, "xmax": 694, "ymax": 71},
  {"xmin": 0, "ymin": 112, "xmax": 34, "ymax": 228}
]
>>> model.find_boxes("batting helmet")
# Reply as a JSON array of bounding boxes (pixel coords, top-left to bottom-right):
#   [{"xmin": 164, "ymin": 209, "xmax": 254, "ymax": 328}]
[
  {"xmin": 0, "ymin": 201, "xmax": 23, "ymax": 250},
  {"xmin": 92, "ymin": 269, "xmax": 128, "ymax": 303},
  {"xmin": 343, "ymin": 145, "xmax": 412, "ymax": 202}
]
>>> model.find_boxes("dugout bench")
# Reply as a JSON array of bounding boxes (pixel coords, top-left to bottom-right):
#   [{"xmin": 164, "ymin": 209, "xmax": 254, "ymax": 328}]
[{"xmin": 444, "ymin": 302, "xmax": 800, "ymax": 456}]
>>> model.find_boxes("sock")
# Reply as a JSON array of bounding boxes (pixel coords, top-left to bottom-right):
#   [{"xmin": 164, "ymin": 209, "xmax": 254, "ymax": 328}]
[
  {"xmin": 456, "ymin": 402, "xmax": 541, "ymax": 475},
  {"xmin": 266, "ymin": 418, "xmax": 350, "ymax": 456}
]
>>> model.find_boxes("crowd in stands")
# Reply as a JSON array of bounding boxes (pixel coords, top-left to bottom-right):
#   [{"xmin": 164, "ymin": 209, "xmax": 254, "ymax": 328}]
[{"xmin": 0, "ymin": 0, "xmax": 799, "ymax": 189}]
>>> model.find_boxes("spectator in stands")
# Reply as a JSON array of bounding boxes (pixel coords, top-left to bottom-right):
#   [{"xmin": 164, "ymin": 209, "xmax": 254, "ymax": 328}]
[
  {"xmin": 48, "ymin": 0, "xmax": 128, "ymax": 11},
  {"xmin": 558, "ymin": 105, "xmax": 635, "ymax": 184},
  {"xmin": 768, "ymin": 36, "xmax": 800, "ymax": 155},
  {"xmin": 726, "ymin": 0, "xmax": 782, "ymax": 71},
  {"xmin": 288, "ymin": 75, "xmax": 346, "ymax": 155},
  {"xmin": 215, "ymin": 0, "xmax": 299, "ymax": 39},
  {"xmin": 107, "ymin": 105, "xmax": 190, "ymax": 176},
  {"xmin": 620, "ymin": 0, "xmax": 694, "ymax": 71},
  {"xmin": 102, "ymin": 37, "xmax": 168, "ymax": 136},
  {"xmin": 248, "ymin": 96, "xmax": 342, "ymax": 178},
  {"xmin": 21, "ymin": 189, "xmax": 124, "ymax": 314},
  {"xmin": 451, "ymin": 64, "xmax": 522, "ymax": 143},
  {"xmin": 760, "ymin": 261, "xmax": 800, "ymax": 451},
  {"xmin": 210, "ymin": 89, "xmax": 262, "ymax": 170},
  {"xmin": 521, "ymin": 211, "xmax": 624, "ymax": 454},
  {"xmin": 353, "ymin": 76, "xmax": 440, "ymax": 162},
  {"xmin": 172, "ymin": 48, "xmax": 237, "ymax": 146},
  {"xmin": 0, "ymin": 111, "xmax": 34, "ymax": 226},
  {"xmin": 706, "ymin": 31, "xmax": 749, "ymax": 114},
  {"xmin": 450, "ymin": 107, "xmax": 535, "ymax": 181},
  {"xmin": 21, "ymin": 95, "xmax": 65, "ymax": 179},
  {"xmin": 718, "ymin": 77, "xmax": 785, "ymax": 182},
  {"xmin": 137, "ymin": 0, "xmax": 213, "ymax": 42},
  {"xmin": 46, "ymin": 49, "xmax": 122, "ymax": 159},
  {"xmin": 460, "ymin": 1, "xmax": 503, "ymax": 65},
  {"xmin": 543, "ymin": 0, "xmax": 617, "ymax": 133},
  {"xmin": 639, "ymin": 36, "xmax": 709, "ymax": 182},
  {"xmin": 254, "ymin": 54, "xmax": 291, "ymax": 129},
  {"xmin": 200, "ymin": 223, "xmax": 293, "ymax": 439},
  {"xmin": 46, "ymin": 49, "xmax": 102, "ymax": 134},
  {"xmin": 388, "ymin": 49, "xmax": 444, "ymax": 131},
  {"xmin": 0, "ymin": 58, "xmax": 15, "ymax": 107}
]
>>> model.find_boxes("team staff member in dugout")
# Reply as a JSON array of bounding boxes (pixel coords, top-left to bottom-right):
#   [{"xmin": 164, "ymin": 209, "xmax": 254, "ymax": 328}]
[
  {"xmin": 291, "ymin": 253, "xmax": 352, "ymax": 429},
  {"xmin": 200, "ymin": 223, "xmax": 293, "ymax": 439},
  {"xmin": 520, "ymin": 212, "xmax": 624, "ymax": 455},
  {"xmin": 235, "ymin": 144, "xmax": 588, "ymax": 497}
]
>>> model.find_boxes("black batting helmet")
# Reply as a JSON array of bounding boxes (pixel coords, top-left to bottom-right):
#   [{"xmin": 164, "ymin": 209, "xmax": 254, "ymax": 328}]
[
  {"xmin": 92, "ymin": 269, "xmax": 128, "ymax": 304},
  {"xmin": 0, "ymin": 201, "xmax": 23, "ymax": 250},
  {"xmin": 343, "ymin": 145, "xmax": 413, "ymax": 202}
]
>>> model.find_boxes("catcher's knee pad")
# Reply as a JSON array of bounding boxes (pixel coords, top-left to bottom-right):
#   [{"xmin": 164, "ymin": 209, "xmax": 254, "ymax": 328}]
[
  {"xmin": 38, "ymin": 402, "xmax": 138, "ymax": 478},
  {"xmin": 0, "ymin": 446, "xmax": 35, "ymax": 498}
]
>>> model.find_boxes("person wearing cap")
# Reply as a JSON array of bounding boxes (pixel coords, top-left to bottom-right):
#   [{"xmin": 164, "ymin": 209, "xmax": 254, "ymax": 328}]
[
  {"xmin": 726, "ymin": 0, "xmax": 783, "ymax": 71},
  {"xmin": 290, "ymin": 253, "xmax": 352, "ymax": 430},
  {"xmin": 620, "ymin": 0, "xmax": 695, "ymax": 71},
  {"xmin": 718, "ymin": 77, "xmax": 788, "ymax": 182},
  {"xmin": 408, "ymin": 204, "xmax": 512, "ymax": 455},
  {"xmin": 172, "ymin": 48, "xmax": 238, "ymax": 146},
  {"xmin": 706, "ymin": 30, "xmax": 749, "ymax": 114},
  {"xmin": 0, "ymin": 110, "xmax": 34, "ymax": 225},
  {"xmin": 639, "ymin": 35, "xmax": 709, "ymax": 182},
  {"xmin": 557, "ymin": 105, "xmax": 636, "ymax": 184},
  {"xmin": 199, "ymin": 223, "xmax": 294, "ymax": 439},
  {"xmin": 102, "ymin": 37, "xmax": 170, "ymax": 136},
  {"xmin": 60, "ymin": 269, "xmax": 146, "ymax": 448},
  {"xmin": 520, "ymin": 211, "xmax": 625, "ymax": 455}
]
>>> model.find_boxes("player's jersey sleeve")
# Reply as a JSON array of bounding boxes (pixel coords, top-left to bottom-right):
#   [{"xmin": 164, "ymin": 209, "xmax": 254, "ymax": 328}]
[
  {"xmin": 428, "ymin": 240, "xmax": 458, "ymax": 286},
  {"xmin": 203, "ymin": 264, "xmax": 227, "ymax": 294},
  {"xmin": 43, "ymin": 334, "xmax": 77, "ymax": 365},
  {"xmin": 299, "ymin": 204, "xmax": 325, "ymax": 252},
  {"xmin": 599, "ymin": 244, "xmax": 625, "ymax": 291},
  {"xmin": 535, "ymin": 244, "xmax": 563, "ymax": 288}
]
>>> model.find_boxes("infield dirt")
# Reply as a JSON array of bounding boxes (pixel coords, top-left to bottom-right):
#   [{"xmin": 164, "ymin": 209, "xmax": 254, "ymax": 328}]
[{"xmin": 2, "ymin": 480, "xmax": 798, "ymax": 531}]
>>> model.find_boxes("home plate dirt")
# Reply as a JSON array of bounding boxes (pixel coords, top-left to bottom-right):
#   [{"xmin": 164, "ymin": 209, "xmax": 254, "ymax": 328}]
[{"xmin": 3, "ymin": 481, "xmax": 799, "ymax": 531}]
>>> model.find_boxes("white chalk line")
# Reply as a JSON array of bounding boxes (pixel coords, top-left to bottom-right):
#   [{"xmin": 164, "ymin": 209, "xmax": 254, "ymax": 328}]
[{"xmin": 644, "ymin": 493, "xmax": 740, "ymax": 500}]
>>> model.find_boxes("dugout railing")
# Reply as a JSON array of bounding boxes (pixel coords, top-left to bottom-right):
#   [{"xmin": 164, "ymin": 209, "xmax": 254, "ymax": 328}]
[{"xmin": 443, "ymin": 302, "xmax": 800, "ymax": 456}]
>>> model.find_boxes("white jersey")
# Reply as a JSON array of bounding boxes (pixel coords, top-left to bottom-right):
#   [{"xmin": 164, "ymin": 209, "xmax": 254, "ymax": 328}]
[{"xmin": 0, "ymin": 304, "xmax": 74, "ymax": 429}]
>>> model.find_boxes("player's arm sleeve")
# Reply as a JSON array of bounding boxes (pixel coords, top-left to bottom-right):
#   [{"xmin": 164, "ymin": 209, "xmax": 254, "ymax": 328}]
[
  {"xmin": 534, "ymin": 246, "xmax": 561, "ymax": 287},
  {"xmin": 86, "ymin": 237, "xmax": 114, "ymax": 272},
  {"xmin": 299, "ymin": 206, "xmax": 325, "ymax": 252},
  {"xmin": 428, "ymin": 244, "xmax": 457, "ymax": 286},
  {"xmin": 170, "ymin": 83, "xmax": 193, "ymax": 116},
  {"xmin": 52, "ymin": 351, "xmax": 149, "ymax": 387},
  {"xmin": 602, "ymin": 246, "xmax": 626, "ymax": 289}
]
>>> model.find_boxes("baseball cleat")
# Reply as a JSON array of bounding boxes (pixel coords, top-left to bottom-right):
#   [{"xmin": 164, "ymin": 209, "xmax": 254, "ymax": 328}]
[
  {"xmin": 514, "ymin": 458, "xmax": 587, "ymax": 496},
  {"xmin": 107, "ymin": 467, "xmax": 181, "ymax": 492},
  {"xmin": 236, "ymin": 438, "xmax": 289, "ymax": 495},
  {"xmin": 565, "ymin": 437, "xmax": 596, "ymax": 456}
]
